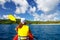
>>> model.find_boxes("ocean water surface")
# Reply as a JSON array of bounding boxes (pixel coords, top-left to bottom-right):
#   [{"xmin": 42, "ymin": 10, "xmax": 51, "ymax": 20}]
[{"xmin": 0, "ymin": 24, "xmax": 60, "ymax": 40}]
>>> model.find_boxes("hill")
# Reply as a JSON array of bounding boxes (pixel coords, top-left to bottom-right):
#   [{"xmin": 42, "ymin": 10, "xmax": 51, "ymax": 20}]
[{"xmin": 0, "ymin": 19, "xmax": 60, "ymax": 24}]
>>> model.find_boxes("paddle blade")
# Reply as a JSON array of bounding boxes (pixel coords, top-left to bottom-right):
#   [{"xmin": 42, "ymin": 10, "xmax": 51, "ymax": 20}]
[{"xmin": 8, "ymin": 14, "xmax": 16, "ymax": 22}]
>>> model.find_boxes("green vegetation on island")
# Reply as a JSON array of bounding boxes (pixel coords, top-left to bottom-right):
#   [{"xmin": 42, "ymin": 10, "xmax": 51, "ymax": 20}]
[
  {"xmin": 0, "ymin": 19, "xmax": 20, "ymax": 24},
  {"xmin": 0, "ymin": 19, "xmax": 60, "ymax": 24}
]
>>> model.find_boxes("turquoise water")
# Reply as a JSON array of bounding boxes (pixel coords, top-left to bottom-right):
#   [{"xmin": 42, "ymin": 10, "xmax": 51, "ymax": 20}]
[{"xmin": 0, "ymin": 24, "xmax": 60, "ymax": 40}]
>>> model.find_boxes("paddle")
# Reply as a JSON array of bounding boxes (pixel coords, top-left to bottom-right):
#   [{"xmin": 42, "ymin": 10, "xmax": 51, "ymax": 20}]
[{"xmin": 8, "ymin": 14, "xmax": 16, "ymax": 22}]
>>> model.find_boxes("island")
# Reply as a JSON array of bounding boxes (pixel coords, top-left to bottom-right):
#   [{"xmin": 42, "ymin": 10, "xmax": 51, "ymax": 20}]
[{"xmin": 0, "ymin": 19, "xmax": 60, "ymax": 24}]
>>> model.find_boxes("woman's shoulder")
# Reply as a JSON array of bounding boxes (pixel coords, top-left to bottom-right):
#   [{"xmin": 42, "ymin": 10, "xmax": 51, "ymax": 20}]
[{"xmin": 23, "ymin": 25, "xmax": 29, "ymax": 28}]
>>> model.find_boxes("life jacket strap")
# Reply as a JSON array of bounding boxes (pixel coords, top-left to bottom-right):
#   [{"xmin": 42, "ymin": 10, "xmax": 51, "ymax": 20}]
[{"xmin": 18, "ymin": 36, "xmax": 29, "ymax": 40}]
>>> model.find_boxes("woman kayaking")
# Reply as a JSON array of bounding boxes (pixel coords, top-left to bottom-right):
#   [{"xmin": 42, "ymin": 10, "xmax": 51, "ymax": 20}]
[{"xmin": 13, "ymin": 18, "xmax": 33, "ymax": 40}]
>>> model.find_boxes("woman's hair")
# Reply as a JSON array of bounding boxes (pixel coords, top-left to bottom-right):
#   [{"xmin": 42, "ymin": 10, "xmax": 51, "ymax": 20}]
[
  {"xmin": 18, "ymin": 22, "xmax": 27, "ymax": 28},
  {"xmin": 24, "ymin": 22, "xmax": 27, "ymax": 25},
  {"xmin": 18, "ymin": 23, "xmax": 23, "ymax": 28}
]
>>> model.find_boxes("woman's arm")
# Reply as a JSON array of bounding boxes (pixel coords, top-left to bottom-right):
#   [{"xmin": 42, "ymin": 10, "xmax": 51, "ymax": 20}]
[
  {"xmin": 15, "ymin": 23, "xmax": 23, "ymax": 31},
  {"xmin": 15, "ymin": 25, "xmax": 19, "ymax": 31}
]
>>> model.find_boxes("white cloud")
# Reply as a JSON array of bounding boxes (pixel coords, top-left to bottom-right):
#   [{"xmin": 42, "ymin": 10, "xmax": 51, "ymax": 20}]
[
  {"xmin": 0, "ymin": 15, "xmax": 8, "ymax": 19},
  {"xmin": 15, "ymin": 7, "xmax": 21, "ymax": 14},
  {"xmin": 12, "ymin": 0, "xmax": 28, "ymax": 6},
  {"xmin": 14, "ymin": 14, "xmax": 26, "ymax": 20},
  {"xmin": 0, "ymin": 0, "xmax": 6, "ymax": 9},
  {"xmin": 32, "ymin": 12, "xmax": 60, "ymax": 21},
  {"xmin": 0, "ymin": 0, "xmax": 6, "ymax": 4},
  {"xmin": 15, "ymin": 6, "xmax": 28, "ymax": 14},
  {"xmin": 31, "ymin": 0, "xmax": 60, "ymax": 21},
  {"xmin": 0, "ymin": 0, "xmax": 11, "ymax": 4},
  {"xmin": 0, "ymin": 0, "xmax": 60, "ymax": 21},
  {"xmin": 35, "ymin": 0, "xmax": 60, "ymax": 12},
  {"xmin": 30, "ymin": 7, "xmax": 36, "ymax": 13},
  {"xmin": 2, "ymin": 15, "xmax": 8, "ymax": 19},
  {"xmin": 0, "ymin": 15, "xmax": 3, "ymax": 19},
  {"xmin": 12, "ymin": 0, "xmax": 29, "ymax": 14},
  {"xmin": 14, "ymin": 14, "xmax": 21, "ymax": 19},
  {"xmin": 0, "ymin": 0, "xmax": 11, "ymax": 9},
  {"xmin": 0, "ymin": 14, "xmax": 21, "ymax": 19}
]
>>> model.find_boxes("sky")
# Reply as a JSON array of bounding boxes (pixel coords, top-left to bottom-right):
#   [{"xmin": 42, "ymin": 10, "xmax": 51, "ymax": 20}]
[{"xmin": 0, "ymin": 0, "xmax": 60, "ymax": 21}]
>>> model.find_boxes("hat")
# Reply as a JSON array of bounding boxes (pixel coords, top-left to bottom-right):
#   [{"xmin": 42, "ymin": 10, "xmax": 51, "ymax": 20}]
[{"xmin": 21, "ymin": 18, "xmax": 25, "ymax": 24}]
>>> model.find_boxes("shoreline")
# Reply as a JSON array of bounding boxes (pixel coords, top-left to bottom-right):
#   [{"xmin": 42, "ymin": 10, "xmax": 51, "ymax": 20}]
[{"xmin": 31, "ymin": 24, "xmax": 60, "ymax": 25}]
